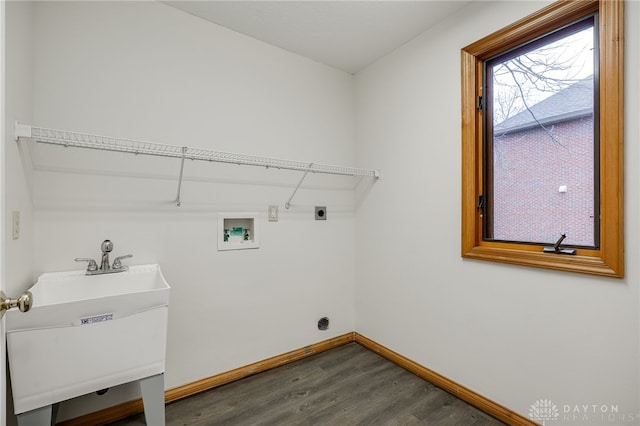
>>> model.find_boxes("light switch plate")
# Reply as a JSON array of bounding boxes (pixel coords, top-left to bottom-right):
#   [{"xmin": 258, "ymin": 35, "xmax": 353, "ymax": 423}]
[
  {"xmin": 12, "ymin": 211, "xmax": 20, "ymax": 240},
  {"xmin": 268, "ymin": 205, "xmax": 278, "ymax": 222}
]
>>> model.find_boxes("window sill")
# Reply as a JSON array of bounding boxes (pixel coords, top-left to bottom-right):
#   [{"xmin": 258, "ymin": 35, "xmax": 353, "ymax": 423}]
[{"xmin": 462, "ymin": 244, "xmax": 622, "ymax": 278}]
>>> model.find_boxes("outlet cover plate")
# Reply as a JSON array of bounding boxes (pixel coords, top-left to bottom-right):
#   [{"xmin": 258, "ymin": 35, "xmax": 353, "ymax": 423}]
[{"xmin": 315, "ymin": 206, "xmax": 327, "ymax": 220}]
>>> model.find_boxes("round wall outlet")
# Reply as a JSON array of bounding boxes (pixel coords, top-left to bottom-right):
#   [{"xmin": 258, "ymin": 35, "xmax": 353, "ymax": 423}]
[{"xmin": 317, "ymin": 317, "xmax": 329, "ymax": 330}]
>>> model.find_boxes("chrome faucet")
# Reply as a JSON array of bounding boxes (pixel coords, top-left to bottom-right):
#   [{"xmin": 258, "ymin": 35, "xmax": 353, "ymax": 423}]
[
  {"xmin": 75, "ymin": 240, "xmax": 133, "ymax": 275},
  {"xmin": 100, "ymin": 239, "xmax": 113, "ymax": 271}
]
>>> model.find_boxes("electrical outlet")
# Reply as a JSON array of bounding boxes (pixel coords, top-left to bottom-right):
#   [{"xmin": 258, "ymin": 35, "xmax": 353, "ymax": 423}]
[
  {"xmin": 12, "ymin": 211, "xmax": 20, "ymax": 240},
  {"xmin": 315, "ymin": 206, "xmax": 326, "ymax": 220},
  {"xmin": 268, "ymin": 205, "xmax": 278, "ymax": 222}
]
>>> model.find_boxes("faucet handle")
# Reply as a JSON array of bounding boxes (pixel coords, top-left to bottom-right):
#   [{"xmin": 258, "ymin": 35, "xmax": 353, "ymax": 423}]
[
  {"xmin": 112, "ymin": 254, "xmax": 133, "ymax": 270},
  {"xmin": 75, "ymin": 258, "xmax": 98, "ymax": 272}
]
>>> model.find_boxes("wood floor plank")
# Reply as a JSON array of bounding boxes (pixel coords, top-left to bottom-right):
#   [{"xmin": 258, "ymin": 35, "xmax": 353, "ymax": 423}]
[{"xmin": 108, "ymin": 343, "xmax": 505, "ymax": 426}]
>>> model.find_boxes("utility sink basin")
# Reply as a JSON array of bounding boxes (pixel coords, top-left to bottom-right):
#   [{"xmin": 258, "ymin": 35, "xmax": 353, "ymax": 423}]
[{"xmin": 6, "ymin": 264, "xmax": 170, "ymax": 415}]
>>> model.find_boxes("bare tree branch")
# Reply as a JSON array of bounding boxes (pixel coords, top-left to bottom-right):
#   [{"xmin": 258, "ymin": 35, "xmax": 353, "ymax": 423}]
[{"xmin": 502, "ymin": 63, "xmax": 567, "ymax": 149}]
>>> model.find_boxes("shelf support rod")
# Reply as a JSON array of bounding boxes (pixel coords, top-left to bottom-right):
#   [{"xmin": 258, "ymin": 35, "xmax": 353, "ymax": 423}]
[
  {"xmin": 285, "ymin": 163, "xmax": 313, "ymax": 209},
  {"xmin": 175, "ymin": 146, "xmax": 188, "ymax": 207}
]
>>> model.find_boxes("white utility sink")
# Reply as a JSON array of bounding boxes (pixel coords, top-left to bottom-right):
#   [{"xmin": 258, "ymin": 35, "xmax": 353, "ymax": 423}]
[{"xmin": 6, "ymin": 264, "xmax": 170, "ymax": 416}]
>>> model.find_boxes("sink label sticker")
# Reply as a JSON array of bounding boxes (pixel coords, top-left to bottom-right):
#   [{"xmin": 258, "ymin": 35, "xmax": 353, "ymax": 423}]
[{"xmin": 80, "ymin": 313, "xmax": 114, "ymax": 325}]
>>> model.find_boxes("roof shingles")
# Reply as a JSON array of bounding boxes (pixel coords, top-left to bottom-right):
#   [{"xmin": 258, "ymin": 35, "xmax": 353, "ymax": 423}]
[{"xmin": 494, "ymin": 76, "xmax": 593, "ymax": 134}]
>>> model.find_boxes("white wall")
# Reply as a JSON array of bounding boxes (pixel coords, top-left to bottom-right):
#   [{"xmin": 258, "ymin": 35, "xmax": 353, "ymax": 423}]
[
  {"xmin": 355, "ymin": 0, "xmax": 640, "ymax": 423},
  {"xmin": 21, "ymin": 1, "xmax": 358, "ymax": 421},
  {"xmin": 4, "ymin": 2, "xmax": 35, "ymax": 424},
  {"xmin": 4, "ymin": 1, "xmax": 34, "ymax": 299}
]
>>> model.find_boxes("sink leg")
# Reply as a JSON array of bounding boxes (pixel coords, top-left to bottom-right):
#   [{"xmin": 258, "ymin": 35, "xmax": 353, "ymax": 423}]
[
  {"xmin": 140, "ymin": 373, "xmax": 165, "ymax": 426},
  {"xmin": 16, "ymin": 403, "xmax": 58, "ymax": 426},
  {"xmin": 52, "ymin": 403, "xmax": 60, "ymax": 425}
]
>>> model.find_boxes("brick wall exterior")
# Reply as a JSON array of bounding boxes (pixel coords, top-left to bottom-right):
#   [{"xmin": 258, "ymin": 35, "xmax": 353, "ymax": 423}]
[{"xmin": 491, "ymin": 116, "xmax": 595, "ymax": 247}]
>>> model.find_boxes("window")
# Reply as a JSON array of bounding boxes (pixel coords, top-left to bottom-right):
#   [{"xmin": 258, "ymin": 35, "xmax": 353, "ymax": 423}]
[
  {"xmin": 461, "ymin": 0, "xmax": 623, "ymax": 277},
  {"xmin": 487, "ymin": 17, "xmax": 597, "ymax": 248}
]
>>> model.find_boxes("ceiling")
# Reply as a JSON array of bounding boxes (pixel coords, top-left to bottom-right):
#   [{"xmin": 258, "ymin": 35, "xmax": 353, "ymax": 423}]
[{"xmin": 162, "ymin": 1, "xmax": 471, "ymax": 74}]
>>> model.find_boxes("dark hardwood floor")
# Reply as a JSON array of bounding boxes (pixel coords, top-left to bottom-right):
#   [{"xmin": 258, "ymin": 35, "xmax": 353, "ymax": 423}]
[{"xmin": 109, "ymin": 343, "xmax": 505, "ymax": 425}]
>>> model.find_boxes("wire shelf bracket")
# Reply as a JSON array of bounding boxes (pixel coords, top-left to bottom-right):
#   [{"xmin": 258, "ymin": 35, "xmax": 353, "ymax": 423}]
[
  {"xmin": 15, "ymin": 122, "xmax": 380, "ymax": 206},
  {"xmin": 285, "ymin": 163, "xmax": 313, "ymax": 209},
  {"xmin": 175, "ymin": 146, "xmax": 188, "ymax": 207}
]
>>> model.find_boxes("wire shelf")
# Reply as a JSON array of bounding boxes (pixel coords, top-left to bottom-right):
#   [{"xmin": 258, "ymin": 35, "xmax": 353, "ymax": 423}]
[
  {"xmin": 20, "ymin": 124, "xmax": 378, "ymax": 178},
  {"xmin": 15, "ymin": 122, "xmax": 379, "ymax": 207}
]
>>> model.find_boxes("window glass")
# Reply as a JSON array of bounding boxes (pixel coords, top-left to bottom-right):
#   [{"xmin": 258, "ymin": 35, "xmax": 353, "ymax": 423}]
[{"xmin": 484, "ymin": 17, "xmax": 597, "ymax": 248}]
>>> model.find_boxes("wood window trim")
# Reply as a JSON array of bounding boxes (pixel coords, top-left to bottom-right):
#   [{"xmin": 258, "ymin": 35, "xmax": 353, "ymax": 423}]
[{"xmin": 461, "ymin": 0, "xmax": 624, "ymax": 278}]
